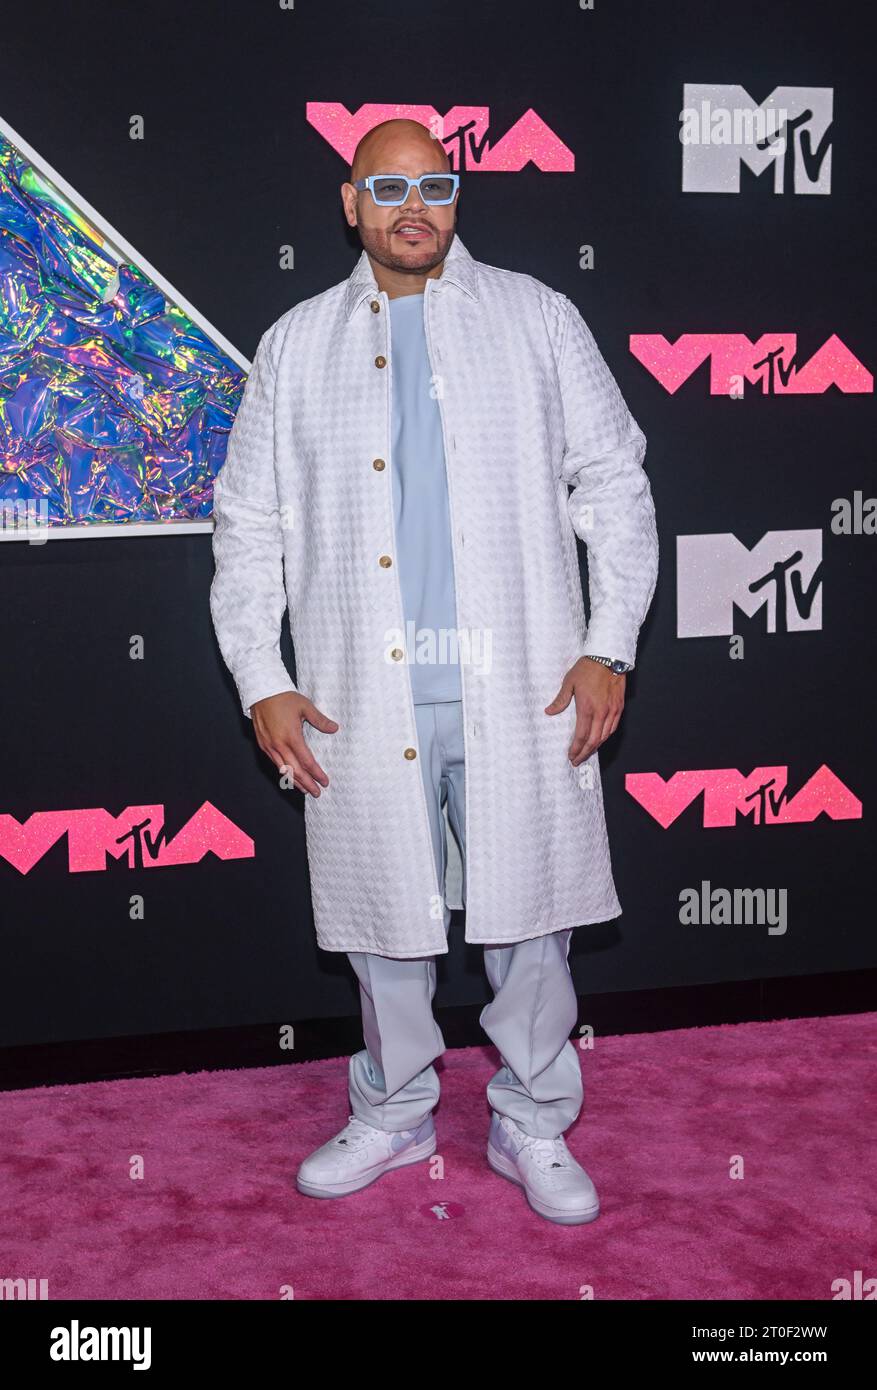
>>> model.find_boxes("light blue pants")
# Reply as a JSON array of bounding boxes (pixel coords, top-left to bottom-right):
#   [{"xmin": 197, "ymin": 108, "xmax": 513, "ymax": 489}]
[{"xmin": 346, "ymin": 699, "xmax": 584, "ymax": 1138}]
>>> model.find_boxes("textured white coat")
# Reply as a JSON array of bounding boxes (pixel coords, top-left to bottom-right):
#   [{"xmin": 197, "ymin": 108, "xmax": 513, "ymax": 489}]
[{"xmin": 209, "ymin": 234, "xmax": 659, "ymax": 957}]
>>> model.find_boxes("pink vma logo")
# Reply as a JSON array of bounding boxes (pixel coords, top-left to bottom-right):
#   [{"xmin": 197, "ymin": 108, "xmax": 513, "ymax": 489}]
[
  {"xmin": 630, "ymin": 334, "xmax": 873, "ymax": 395},
  {"xmin": 626, "ymin": 765, "xmax": 862, "ymax": 828},
  {"xmin": 0, "ymin": 803, "xmax": 253, "ymax": 874},
  {"xmin": 306, "ymin": 103, "xmax": 574, "ymax": 171}
]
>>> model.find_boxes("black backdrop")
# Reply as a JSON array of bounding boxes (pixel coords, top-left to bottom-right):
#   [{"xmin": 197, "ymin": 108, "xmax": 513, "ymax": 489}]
[{"xmin": 1, "ymin": 0, "xmax": 874, "ymax": 1057}]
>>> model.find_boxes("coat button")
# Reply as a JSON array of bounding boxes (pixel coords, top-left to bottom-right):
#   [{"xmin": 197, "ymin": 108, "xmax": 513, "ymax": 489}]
[
  {"xmin": 379, "ymin": 554, "xmax": 392, "ymax": 568},
  {"xmin": 373, "ymin": 458, "xmax": 386, "ymax": 471},
  {"xmin": 404, "ymin": 747, "xmax": 417, "ymax": 760},
  {"xmin": 375, "ymin": 355, "xmax": 387, "ymax": 368},
  {"xmin": 370, "ymin": 300, "xmax": 380, "ymax": 313},
  {"xmin": 390, "ymin": 648, "xmax": 403, "ymax": 661}
]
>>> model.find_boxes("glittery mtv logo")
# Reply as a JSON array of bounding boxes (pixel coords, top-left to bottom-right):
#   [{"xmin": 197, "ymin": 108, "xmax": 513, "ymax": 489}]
[
  {"xmin": 629, "ymin": 334, "xmax": 873, "ymax": 396},
  {"xmin": 626, "ymin": 766, "xmax": 862, "ymax": 828},
  {"xmin": 307, "ymin": 104, "xmax": 574, "ymax": 172},
  {"xmin": 0, "ymin": 802, "xmax": 254, "ymax": 874}
]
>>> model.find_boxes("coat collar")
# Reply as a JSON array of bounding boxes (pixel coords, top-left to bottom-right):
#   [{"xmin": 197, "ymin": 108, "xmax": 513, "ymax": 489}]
[{"xmin": 344, "ymin": 232, "xmax": 479, "ymax": 318}]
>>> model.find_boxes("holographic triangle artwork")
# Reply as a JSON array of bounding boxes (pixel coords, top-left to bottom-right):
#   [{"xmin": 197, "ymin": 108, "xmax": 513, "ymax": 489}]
[{"xmin": 0, "ymin": 117, "xmax": 249, "ymax": 537}]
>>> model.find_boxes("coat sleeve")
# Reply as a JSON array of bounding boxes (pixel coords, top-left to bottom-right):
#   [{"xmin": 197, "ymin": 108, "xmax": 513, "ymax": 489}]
[
  {"xmin": 209, "ymin": 323, "xmax": 298, "ymax": 720},
  {"xmin": 556, "ymin": 294, "xmax": 659, "ymax": 670}
]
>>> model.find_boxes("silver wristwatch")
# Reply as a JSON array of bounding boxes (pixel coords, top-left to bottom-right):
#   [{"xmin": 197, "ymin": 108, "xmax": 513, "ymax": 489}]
[{"xmin": 583, "ymin": 654, "xmax": 632, "ymax": 675}]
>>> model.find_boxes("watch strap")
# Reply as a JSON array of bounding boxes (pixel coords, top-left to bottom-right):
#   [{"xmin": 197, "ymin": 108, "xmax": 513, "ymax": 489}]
[{"xmin": 583, "ymin": 654, "xmax": 632, "ymax": 674}]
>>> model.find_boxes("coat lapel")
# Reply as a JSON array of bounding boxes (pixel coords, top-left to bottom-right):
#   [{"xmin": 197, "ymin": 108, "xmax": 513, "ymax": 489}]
[{"xmin": 344, "ymin": 232, "xmax": 479, "ymax": 318}]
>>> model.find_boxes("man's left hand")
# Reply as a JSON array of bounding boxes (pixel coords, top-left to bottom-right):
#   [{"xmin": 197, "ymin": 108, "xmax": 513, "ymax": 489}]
[{"xmin": 544, "ymin": 657, "xmax": 626, "ymax": 765}]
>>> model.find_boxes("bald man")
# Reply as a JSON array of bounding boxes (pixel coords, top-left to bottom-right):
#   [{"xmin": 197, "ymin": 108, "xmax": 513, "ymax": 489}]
[{"xmin": 210, "ymin": 118, "xmax": 659, "ymax": 1226}]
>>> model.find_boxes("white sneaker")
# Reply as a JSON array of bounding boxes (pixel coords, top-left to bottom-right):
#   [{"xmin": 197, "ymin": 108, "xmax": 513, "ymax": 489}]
[
  {"xmin": 487, "ymin": 1111, "xmax": 600, "ymax": 1225},
  {"xmin": 296, "ymin": 1113, "xmax": 437, "ymax": 1198}
]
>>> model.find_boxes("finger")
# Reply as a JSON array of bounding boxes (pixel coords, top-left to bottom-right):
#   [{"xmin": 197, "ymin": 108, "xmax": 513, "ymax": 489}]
[
  {"xmin": 288, "ymin": 736, "xmax": 330, "ymax": 787},
  {"xmin": 304, "ymin": 705, "xmax": 340, "ymax": 734},
  {"xmin": 294, "ymin": 771, "xmax": 322, "ymax": 797},
  {"xmin": 266, "ymin": 739, "xmax": 324, "ymax": 796},
  {"xmin": 545, "ymin": 680, "xmax": 573, "ymax": 714},
  {"xmin": 597, "ymin": 707, "xmax": 616, "ymax": 747},
  {"xmin": 277, "ymin": 754, "xmax": 323, "ymax": 797},
  {"xmin": 573, "ymin": 701, "xmax": 614, "ymax": 763},
  {"xmin": 569, "ymin": 705, "xmax": 596, "ymax": 764},
  {"xmin": 270, "ymin": 730, "xmax": 329, "ymax": 787},
  {"xmin": 593, "ymin": 702, "xmax": 616, "ymax": 745}
]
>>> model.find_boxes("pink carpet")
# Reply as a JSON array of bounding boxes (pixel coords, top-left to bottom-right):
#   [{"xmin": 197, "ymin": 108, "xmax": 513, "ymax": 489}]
[{"xmin": 1, "ymin": 1012, "xmax": 875, "ymax": 1300}]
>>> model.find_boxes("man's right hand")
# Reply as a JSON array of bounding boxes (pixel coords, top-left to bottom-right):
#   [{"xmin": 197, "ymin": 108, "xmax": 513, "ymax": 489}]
[{"xmin": 251, "ymin": 692, "xmax": 339, "ymax": 796}]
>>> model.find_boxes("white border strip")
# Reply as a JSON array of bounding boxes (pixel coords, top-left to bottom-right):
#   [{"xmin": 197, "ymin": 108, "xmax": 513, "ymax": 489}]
[
  {"xmin": 0, "ymin": 114, "xmax": 249, "ymax": 544},
  {"xmin": 2, "ymin": 519, "xmax": 215, "ymax": 542}
]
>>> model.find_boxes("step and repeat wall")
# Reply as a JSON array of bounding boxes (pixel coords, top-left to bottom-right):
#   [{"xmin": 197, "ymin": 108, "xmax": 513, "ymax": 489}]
[{"xmin": 0, "ymin": 0, "xmax": 872, "ymax": 1049}]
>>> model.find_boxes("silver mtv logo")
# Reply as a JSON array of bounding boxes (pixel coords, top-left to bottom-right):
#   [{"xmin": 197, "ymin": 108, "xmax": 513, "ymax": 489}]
[
  {"xmin": 677, "ymin": 530, "xmax": 823, "ymax": 637},
  {"xmin": 681, "ymin": 84, "xmax": 833, "ymax": 194}
]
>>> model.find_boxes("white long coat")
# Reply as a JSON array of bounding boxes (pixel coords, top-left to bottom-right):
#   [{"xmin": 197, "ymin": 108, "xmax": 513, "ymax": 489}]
[{"xmin": 209, "ymin": 234, "xmax": 658, "ymax": 957}]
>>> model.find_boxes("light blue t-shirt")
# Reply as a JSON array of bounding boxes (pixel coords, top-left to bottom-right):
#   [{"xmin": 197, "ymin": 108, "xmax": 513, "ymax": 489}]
[{"xmin": 389, "ymin": 292, "xmax": 462, "ymax": 704}]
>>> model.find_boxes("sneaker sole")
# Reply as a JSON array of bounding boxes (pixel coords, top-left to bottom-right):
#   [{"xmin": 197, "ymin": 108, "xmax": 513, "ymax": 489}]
[
  {"xmin": 487, "ymin": 1142, "xmax": 600, "ymax": 1225},
  {"xmin": 296, "ymin": 1132, "xmax": 437, "ymax": 1198}
]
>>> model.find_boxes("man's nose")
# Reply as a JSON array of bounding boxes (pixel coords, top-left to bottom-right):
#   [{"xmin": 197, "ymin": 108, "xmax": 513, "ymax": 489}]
[{"xmin": 400, "ymin": 184, "xmax": 427, "ymax": 215}]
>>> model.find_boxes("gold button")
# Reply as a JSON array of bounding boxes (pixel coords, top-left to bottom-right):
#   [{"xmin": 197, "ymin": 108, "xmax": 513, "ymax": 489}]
[
  {"xmin": 370, "ymin": 300, "xmax": 380, "ymax": 313},
  {"xmin": 404, "ymin": 747, "xmax": 417, "ymax": 760},
  {"xmin": 372, "ymin": 458, "xmax": 386, "ymax": 471},
  {"xmin": 374, "ymin": 355, "xmax": 387, "ymax": 368},
  {"xmin": 379, "ymin": 554, "xmax": 392, "ymax": 568},
  {"xmin": 390, "ymin": 648, "xmax": 403, "ymax": 661}
]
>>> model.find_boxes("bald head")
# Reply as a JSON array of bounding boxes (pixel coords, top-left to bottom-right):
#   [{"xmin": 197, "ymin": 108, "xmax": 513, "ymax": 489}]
[{"xmin": 350, "ymin": 118, "xmax": 451, "ymax": 182}]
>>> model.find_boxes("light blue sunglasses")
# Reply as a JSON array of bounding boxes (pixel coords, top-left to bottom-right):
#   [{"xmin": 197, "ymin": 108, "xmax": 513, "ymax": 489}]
[{"xmin": 352, "ymin": 172, "xmax": 460, "ymax": 206}]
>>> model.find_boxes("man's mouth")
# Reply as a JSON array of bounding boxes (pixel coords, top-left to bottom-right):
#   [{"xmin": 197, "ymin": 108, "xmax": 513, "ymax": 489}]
[{"xmin": 392, "ymin": 223, "xmax": 433, "ymax": 240}]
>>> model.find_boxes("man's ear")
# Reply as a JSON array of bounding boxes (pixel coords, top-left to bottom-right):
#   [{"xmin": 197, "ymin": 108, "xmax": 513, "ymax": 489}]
[{"xmin": 340, "ymin": 184, "xmax": 358, "ymax": 228}]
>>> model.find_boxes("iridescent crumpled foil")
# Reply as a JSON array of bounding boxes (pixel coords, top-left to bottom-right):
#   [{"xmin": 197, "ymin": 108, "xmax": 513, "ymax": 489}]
[{"xmin": 0, "ymin": 131, "xmax": 246, "ymax": 526}]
